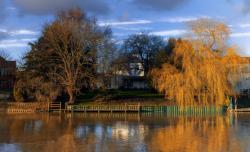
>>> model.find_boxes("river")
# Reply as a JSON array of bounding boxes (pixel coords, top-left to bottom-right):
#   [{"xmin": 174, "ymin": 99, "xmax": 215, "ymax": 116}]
[{"xmin": 0, "ymin": 113, "xmax": 249, "ymax": 152}]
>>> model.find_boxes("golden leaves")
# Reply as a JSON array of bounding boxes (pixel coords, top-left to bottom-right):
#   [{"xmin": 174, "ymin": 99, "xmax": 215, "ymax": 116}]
[
  {"xmin": 151, "ymin": 41, "xmax": 236, "ymax": 106},
  {"xmin": 151, "ymin": 19, "xmax": 247, "ymax": 106}
]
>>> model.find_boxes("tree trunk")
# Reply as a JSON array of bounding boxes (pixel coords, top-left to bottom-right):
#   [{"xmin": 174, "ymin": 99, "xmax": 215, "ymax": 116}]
[
  {"xmin": 67, "ymin": 88, "xmax": 75, "ymax": 104},
  {"xmin": 234, "ymin": 96, "xmax": 237, "ymax": 112}
]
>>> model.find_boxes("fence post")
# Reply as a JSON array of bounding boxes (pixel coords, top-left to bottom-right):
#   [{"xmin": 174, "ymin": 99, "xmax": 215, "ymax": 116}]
[
  {"xmin": 138, "ymin": 103, "xmax": 140, "ymax": 114},
  {"xmin": 48, "ymin": 102, "xmax": 50, "ymax": 112},
  {"xmin": 125, "ymin": 103, "xmax": 127, "ymax": 113}
]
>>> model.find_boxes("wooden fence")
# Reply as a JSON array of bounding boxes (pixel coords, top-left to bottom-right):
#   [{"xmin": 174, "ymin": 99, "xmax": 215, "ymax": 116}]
[
  {"xmin": 0, "ymin": 102, "xmax": 49, "ymax": 113},
  {"xmin": 67, "ymin": 104, "xmax": 227, "ymax": 115},
  {"xmin": 0, "ymin": 102, "xmax": 227, "ymax": 114},
  {"xmin": 48, "ymin": 102, "xmax": 62, "ymax": 112},
  {"xmin": 1, "ymin": 102, "xmax": 63, "ymax": 113},
  {"xmin": 141, "ymin": 105, "xmax": 227, "ymax": 115},
  {"xmin": 67, "ymin": 104, "xmax": 140, "ymax": 113}
]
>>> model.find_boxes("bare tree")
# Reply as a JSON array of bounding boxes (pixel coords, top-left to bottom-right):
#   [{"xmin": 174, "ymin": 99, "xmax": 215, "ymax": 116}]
[
  {"xmin": 122, "ymin": 33, "xmax": 165, "ymax": 76},
  {"xmin": 96, "ymin": 28, "xmax": 117, "ymax": 89},
  {"xmin": 0, "ymin": 50, "xmax": 12, "ymax": 60},
  {"xmin": 16, "ymin": 8, "xmax": 107, "ymax": 104},
  {"xmin": 43, "ymin": 8, "xmax": 103, "ymax": 104},
  {"xmin": 187, "ymin": 18, "xmax": 230, "ymax": 52}
]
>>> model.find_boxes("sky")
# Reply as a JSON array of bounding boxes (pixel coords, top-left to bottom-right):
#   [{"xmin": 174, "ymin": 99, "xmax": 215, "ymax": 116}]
[{"xmin": 1, "ymin": 0, "xmax": 250, "ymax": 60}]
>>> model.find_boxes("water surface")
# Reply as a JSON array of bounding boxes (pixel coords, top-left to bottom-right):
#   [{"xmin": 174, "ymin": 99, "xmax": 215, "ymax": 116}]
[{"xmin": 0, "ymin": 113, "xmax": 249, "ymax": 152}]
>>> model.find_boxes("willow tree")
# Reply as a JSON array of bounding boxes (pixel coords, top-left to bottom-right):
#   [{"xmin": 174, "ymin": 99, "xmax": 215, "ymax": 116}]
[{"xmin": 151, "ymin": 19, "xmax": 247, "ymax": 106}]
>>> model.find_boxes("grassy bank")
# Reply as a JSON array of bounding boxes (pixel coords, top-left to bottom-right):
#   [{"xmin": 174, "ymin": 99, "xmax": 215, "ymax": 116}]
[
  {"xmin": 75, "ymin": 90, "xmax": 250, "ymax": 107},
  {"xmin": 75, "ymin": 90, "xmax": 172, "ymax": 106},
  {"xmin": 2, "ymin": 89, "xmax": 249, "ymax": 108}
]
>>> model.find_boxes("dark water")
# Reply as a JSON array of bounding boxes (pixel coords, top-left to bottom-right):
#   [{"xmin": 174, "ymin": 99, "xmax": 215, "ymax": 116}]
[{"xmin": 0, "ymin": 113, "xmax": 249, "ymax": 152}]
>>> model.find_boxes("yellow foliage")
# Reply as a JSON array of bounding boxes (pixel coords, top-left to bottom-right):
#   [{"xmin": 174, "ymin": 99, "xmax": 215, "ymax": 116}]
[
  {"xmin": 151, "ymin": 19, "xmax": 248, "ymax": 107},
  {"xmin": 151, "ymin": 40, "xmax": 245, "ymax": 106}
]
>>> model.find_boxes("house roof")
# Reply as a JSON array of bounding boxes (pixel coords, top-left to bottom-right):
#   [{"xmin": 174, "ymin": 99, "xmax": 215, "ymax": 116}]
[{"xmin": 0, "ymin": 56, "xmax": 16, "ymax": 68}]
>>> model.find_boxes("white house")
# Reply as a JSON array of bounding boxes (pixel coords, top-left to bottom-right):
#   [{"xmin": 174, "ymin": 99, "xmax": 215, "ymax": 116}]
[
  {"xmin": 236, "ymin": 64, "xmax": 250, "ymax": 96},
  {"xmin": 110, "ymin": 62, "xmax": 148, "ymax": 89}
]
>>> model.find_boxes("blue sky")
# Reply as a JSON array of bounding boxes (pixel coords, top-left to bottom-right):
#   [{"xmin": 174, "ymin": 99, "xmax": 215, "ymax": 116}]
[{"xmin": 1, "ymin": 0, "xmax": 250, "ymax": 60}]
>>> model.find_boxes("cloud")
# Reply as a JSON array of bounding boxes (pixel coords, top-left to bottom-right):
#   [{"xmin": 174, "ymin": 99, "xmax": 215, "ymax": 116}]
[
  {"xmin": 231, "ymin": 32, "xmax": 250, "ymax": 37},
  {"xmin": 159, "ymin": 16, "xmax": 211, "ymax": 23},
  {"xmin": 9, "ymin": 30, "xmax": 39, "ymax": 36},
  {"xmin": 151, "ymin": 29, "xmax": 187, "ymax": 36},
  {"xmin": 100, "ymin": 16, "xmax": 211, "ymax": 28},
  {"xmin": 0, "ymin": 28, "xmax": 39, "ymax": 36},
  {"xmin": 160, "ymin": 17, "xmax": 198, "ymax": 23},
  {"xmin": 12, "ymin": 0, "xmax": 110, "ymax": 16},
  {"xmin": 0, "ymin": 28, "xmax": 42, "ymax": 57},
  {"xmin": 0, "ymin": 38, "xmax": 36, "ymax": 48},
  {"xmin": 133, "ymin": 0, "xmax": 189, "ymax": 11},
  {"xmin": 238, "ymin": 23, "xmax": 250, "ymax": 28},
  {"xmin": 98, "ymin": 20, "xmax": 152, "ymax": 26},
  {"xmin": 114, "ymin": 26, "xmax": 153, "ymax": 31},
  {"xmin": 113, "ymin": 29, "xmax": 187, "ymax": 39},
  {"xmin": 0, "ymin": 32, "xmax": 8, "ymax": 40},
  {"xmin": 0, "ymin": 28, "xmax": 39, "ymax": 45}
]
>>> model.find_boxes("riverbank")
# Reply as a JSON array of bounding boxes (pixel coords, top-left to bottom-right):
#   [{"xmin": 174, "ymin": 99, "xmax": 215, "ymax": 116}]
[
  {"xmin": 0, "ymin": 90, "xmax": 248, "ymax": 114},
  {"xmin": 0, "ymin": 102, "xmax": 227, "ymax": 115}
]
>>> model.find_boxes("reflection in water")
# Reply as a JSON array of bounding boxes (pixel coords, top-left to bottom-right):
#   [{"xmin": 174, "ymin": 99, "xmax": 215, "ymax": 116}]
[
  {"xmin": 147, "ymin": 116, "xmax": 242, "ymax": 152},
  {"xmin": 0, "ymin": 144, "xmax": 21, "ymax": 152},
  {"xmin": 0, "ymin": 113, "xmax": 249, "ymax": 152}
]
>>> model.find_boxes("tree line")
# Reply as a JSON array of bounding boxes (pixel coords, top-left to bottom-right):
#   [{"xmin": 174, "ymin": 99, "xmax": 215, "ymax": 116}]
[{"xmin": 12, "ymin": 8, "xmax": 249, "ymax": 105}]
